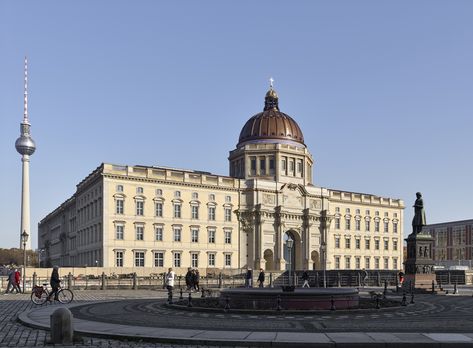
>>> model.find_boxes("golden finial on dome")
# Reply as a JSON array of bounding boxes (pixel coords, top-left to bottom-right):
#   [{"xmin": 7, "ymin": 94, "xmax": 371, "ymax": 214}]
[{"xmin": 264, "ymin": 77, "xmax": 279, "ymax": 110}]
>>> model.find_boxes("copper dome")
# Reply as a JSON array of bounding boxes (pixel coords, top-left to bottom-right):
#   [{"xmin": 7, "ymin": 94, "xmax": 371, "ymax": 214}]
[{"xmin": 237, "ymin": 88, "xmax": 305, "ymax": 147}]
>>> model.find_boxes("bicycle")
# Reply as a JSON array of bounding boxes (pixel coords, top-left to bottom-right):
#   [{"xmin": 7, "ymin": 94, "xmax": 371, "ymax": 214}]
[{"xmin": 31, "ymin": 283, "xmax": 74, "ymax": 305}]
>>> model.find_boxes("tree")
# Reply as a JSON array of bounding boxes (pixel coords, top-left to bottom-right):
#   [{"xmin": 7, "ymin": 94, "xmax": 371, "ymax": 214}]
[{"xmin": 0, "ymin": 248, "xmax": 39, "ymax": 267}]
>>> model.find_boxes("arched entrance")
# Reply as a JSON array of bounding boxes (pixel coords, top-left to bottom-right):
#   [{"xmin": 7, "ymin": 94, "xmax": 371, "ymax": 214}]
[
  {"xmin": 283, "ymin": 230, "xmax": 301, "ymax": 271},
  {"xmin": 263, "ymin": 249, "xmax": 274, "ymax": 270},
  {"xmin": 311, "ymin": 250, "xmax": 320, "ymax": 270}
]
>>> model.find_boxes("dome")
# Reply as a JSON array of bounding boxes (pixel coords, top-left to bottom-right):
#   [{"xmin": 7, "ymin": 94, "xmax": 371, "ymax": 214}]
[{"xmin": 237, "ymin": 88, "xmax": 305, "ymax": 147}]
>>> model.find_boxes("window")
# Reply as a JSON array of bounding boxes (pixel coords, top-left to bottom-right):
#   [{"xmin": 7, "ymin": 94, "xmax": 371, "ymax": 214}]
[
  {"xmin": 155, "ymin": 226, "xmax": 163, "ymax": 241},
  {"xmin": 136, "ymin": 225, "xmax": 144, "ymax": 240},
  {"xmin": 345, "ymin": 257, "xmax": 351, "ymax": 269},
  {"xmin": 269, "ymin": 158, "xmax": 275, "ymax": 173},
  {"xmin": 384, "ymin": 258, "xmax": 389, "ymax": 269},
  {"xmin": 394, "ymin": 213, "xmax": 398, "ymax": 218},
  {"xmin": 260, "ymin": 158, "xmax": 266, "ymax": 175},
  {"xmin": 365, "ymin": 210, "xmax": 370, "ymax": 215},
  {"xmin": 281, "ymin": 158, "xmax": 287, "ymax": 175},
  {"xmin": 393, "ymin": 240, "xmax": 398, "ymax": 251},
  {"xmin": 335, "ymin": 207, "xmax": 340, "ymax": 213},
  {"xmin": 393, "ymin": 257, "xmax": 398, "ymax": 269},
  {"xmin": 345, "ymin": 237, "xmax": 351, "ymax": 249},
  {"xmin": 250, "ymin": 157, "xmax": 256, "ymax": 175},
  {"xmin": 365, "ymin": 257, "xmax": 370, "ymax": 269},
  {"xmin": 365, "ymin": 220, "xmax": 370, "ymax": 232},
  {"xmin": 116, "ymin": 199, "xmax": 124, "ymax": 214},
  {"xmin": 374, "ymin": 258, "xmax": 380, "ymax": 269},
  {"xmin": 393, "ymin": 222, "xmax": 398, "ymax": 233},
  {"xmin": 365, "ymin": 239, "xmax": 370, "ymax": 250},
  {"xmin": 208, "ymin": 253, "xmax": 216, "ymax": 267},
  {"xmin": 155, "ymin": 202, "xmax": 163, "ymax": 217},
  {"xmin": 355, "ymin": 219, "xmax": 361, "ymax": 231},
  {"xmin": 346, "ymin": 208, "xmax": 351, "ymax": 214},
  {"xmin": 355, "ymin": 239, "xmax": 360, "ymax": 249},
  {"xmin": 225, "ymin": 254, "xmax": 231, "ymax": 267},
  {"xmin": 136, "ymin": 200, "xmax": 144, "ymax": 216},
  {"xmin": 375, "ymin": 211, "xmax": 380, "ymax": 216},
  {"xmin": 174, "ymin": 191, "xmax": 181, "ymax": 198},
  {"xmin": 375, "ymin": 221, "xmax": 380, "ymax": 232},
  {"xmin": 156, "ymin": 189, "xmax": 162, "ymax": 196},
  {"xmin": 225, "ymin": 195, "xmax": 231, "ymax": 203},
  {"xmin": 289, "ymin": 159, "xmax": 295, "ymax": 175},
  {"xmin": 191, "ymin": 253, "xmax": 199, "ymax": 268},
  {"xmin": 384, "ymin": 221, "xmax": 389, "ymax": 233},
  {"xmin": 335, "ymin": 237, "xmax": 340, "ymax": 248},
  {"xmin": 191, "ymin": 205, "xmax": 199, "ymax": 219},
  {"xmin": 335, "ymin": 218, "xmax": 340, "ymax": 230},
  {"xmin": 297, "ymin": 160, "xmax": 303, "ymax": 176},
  {"xmin": 173, "ymin": 227, "xmax": 181, "ymax": 242},
  {"xmin": 116, "ymin": 224, "xmax": 124, "ymax": 240},
  {"xmin": 191, "ymin": 228, "xmax": 199, "ymax": 243},
  {"xmin": 173, "ymin": 203, "xmax": 181, "ymax": 218},
  {"xmin": 375, "ymin": 240, "xmax": 380, "ymax": 250},
  {"xmin": 208, "ymin": 229, "xmax": 216, "ymax": 243},
  {"xmin": 224, "ymin": 230, "xmax": 231, "ymax": 244},
  {"xmin": 384, "ymin": 212, "xmax": 389, "ymax": 217},
  {"xmin": 355, "ymin": 257, "xmax": 361, "ymax": 269},
  {"xmin": 135, "ymin": 251, "xmax": 145, "ymax": 267},
  {"xmin": 384, "ymin": 240, "xmax": 389, "ymax": 251},
  {"xmin": 116, "ymin": 185, "xmax": 123, "ymax": 192},
  {"xmin": 192, "ymin": 192, "xmax": 198, "ymax": 200},
  {"xmin": 137, "ymin": 187, "xmax": 143, "ymax": 194},
  {"xmin": 335, "ymin": 256, "xmax": 340, "ymax": 269},
  {"xmin": 209, "ymin": 194, "xmax": 215, "ymax": 201},
  {"xmin": 115, "ymin": 251, "xmax": 123, "ymax": 267},
  {"xmin": 345, "ymin": 218, "xmax": 351, "ymax": 230},
  {"xmin": 356, "ymin": 209, "xmax": 360, "ymax": 214},
  {"xmin": 225, "ymin": 208, "xmax": 232, "ymax": 222},
  {"xmin": 173, "ymin": 252, "xmax": 181, "ymax": 267},
  {"xmin": 154, "ymin": 252, "xmax": 164, "ymax": 267},
  {"xmin": 208, "ymin": 206, "xmax": 216, "ymax": 220}
]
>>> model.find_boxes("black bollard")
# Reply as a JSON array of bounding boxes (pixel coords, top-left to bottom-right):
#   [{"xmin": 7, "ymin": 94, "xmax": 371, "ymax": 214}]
[
  {"xmin": 431, "ymin": 280, "xmax": 435, "ymax": 295},
  {"xmin": 454, "ymin": 282, "xmax": 458, "ymax": 295},
  {"xmin": 179, "ymin": 288, "xmax": 183, "ymax": 300},
  {"xmin": 383, "ymin": 280, "xmax": 387, "ymax": 298},
  {"xmin": 187, "ymin": 292, "xmax": 193, "ymax": 307},
  {"xmin": 224, "ymin": 296, "xmax": 230, "ymax": 312},
  {"xmin": 201, "ymin": 288, "xmax": 205, "ymax": 298},
  {"xmin": 376, "ymin": 295, "xmax": 380, "ymax": 310},
  {"xmin": 330, "ymin": 296, "xmax": 336, "ymax": 311},
  {"xmin": 276, "ymin": 295, "xmax": 282, "ymax": 311},
  {"xmin": 410, "ymin": 292, "xmax": 415, "ymax": 304},
  {"xmin": 401, "ymin": 292, "xmax": 407, "ymax": 306}
]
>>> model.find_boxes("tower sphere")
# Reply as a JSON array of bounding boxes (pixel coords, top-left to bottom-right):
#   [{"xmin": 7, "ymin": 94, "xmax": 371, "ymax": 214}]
[{"xmin": 15, "ymin": 134, "xmax": 36, "ymax": 156}]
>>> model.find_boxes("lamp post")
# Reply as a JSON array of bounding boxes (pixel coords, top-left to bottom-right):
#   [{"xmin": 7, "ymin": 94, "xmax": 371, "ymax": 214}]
[
  {"xmin": 321, "ymin": 242, "xmax": 327, "ymax": 288},
  {"xmin": 39, "ymin": 248, "xmax": 45, "ymax": 268},
  {"xmin": 21, "ymin": 230, "xmax": 29, "ymax": 293},
  {"xmin": 287, "ymin": 237, "xmax": 294, "ymax": 287}
]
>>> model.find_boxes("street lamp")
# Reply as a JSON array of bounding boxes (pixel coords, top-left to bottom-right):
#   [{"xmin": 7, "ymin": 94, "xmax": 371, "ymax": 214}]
[
  {"xmin": 21, "ymin": 230, "xmax": 29, "ymax": 293},
  {"xmin": 287, "ymin": 237, "xmax": 294, "ymax": 287},
  {"xmin": 321, "ymin": 242, "xmax": 327, "ymax": 288}
]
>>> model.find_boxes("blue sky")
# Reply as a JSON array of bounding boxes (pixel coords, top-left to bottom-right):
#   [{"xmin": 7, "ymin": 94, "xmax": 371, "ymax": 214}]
[{"xmin": 1, "ymin": 1, "xmax": 472, "ymax": 249}]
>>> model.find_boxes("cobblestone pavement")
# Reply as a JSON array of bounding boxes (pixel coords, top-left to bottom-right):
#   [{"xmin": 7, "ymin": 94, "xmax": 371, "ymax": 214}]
[{"xmin": 1, "ymin": 290, "xmax": 239, "ymax": 347}]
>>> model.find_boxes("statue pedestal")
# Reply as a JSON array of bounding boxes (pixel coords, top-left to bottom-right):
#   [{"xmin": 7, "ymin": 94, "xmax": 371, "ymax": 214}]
[{"xmin": 403, "ymin": 231, "xmax": 436, "ymax": 291}]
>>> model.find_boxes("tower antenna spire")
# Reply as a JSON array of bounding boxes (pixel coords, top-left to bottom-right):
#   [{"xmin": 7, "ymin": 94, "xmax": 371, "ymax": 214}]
[{"xmin": 23, "ymin": 56, "xmax": 29, "ymax": 123}]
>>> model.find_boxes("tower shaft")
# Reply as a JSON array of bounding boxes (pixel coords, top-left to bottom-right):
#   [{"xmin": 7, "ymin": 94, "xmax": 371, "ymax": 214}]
[{"xmin": 20, "ymin": 155, "xmax": 32, "ymax": 250}]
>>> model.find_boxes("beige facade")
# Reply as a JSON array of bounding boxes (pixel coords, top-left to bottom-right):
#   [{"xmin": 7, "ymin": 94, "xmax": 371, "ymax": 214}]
[{"xmin": 38, "ymin": 87, "xmax": 404, "ymax": 273}]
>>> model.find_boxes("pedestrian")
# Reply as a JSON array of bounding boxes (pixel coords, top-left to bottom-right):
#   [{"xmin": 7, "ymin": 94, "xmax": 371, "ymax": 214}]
[
  {"xmin": 4, "ymin": 267, "xmax": 15, "ymax": 294},
  {"xmin": 14, "ymin": 269, "xmax": 22, "ymax": 293},
  {"xmin": 48, "ymin": 266, "xmax": 61, "ymax": 302},
  {"xmin": 302, "ymin": 269, "xmax": 310, "ymax": 288},
  {"xmin": 257, "ymin": 268, "xmax": 265, "ymax": 288},
  {"xmin": 185, "ymin": 267, "xmax": 193, "ymax": 290},
  {"xmin": 165, "ymin": 267, "xmax": 175, "ymax": 293},
  {"xmin": 398, "ymin": 271, "xmax": 404, "ymax": 287},
  {"xmin": 193, "ymin": 269, "xmax": 200, "ymax": 291},
  {"xmin": 246, "ymin": 268, "xmax": 253, "ymax": 288}
]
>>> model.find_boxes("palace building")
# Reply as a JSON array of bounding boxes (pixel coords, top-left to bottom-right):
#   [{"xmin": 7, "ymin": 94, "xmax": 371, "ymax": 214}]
[{"xmin": 38, "ymin": 86, "xmax": 404, "ymax": 273}]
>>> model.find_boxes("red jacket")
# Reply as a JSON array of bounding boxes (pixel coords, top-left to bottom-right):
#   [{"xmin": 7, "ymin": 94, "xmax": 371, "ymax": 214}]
[{"xmin": 14, "ymin": 271, "xmax": 21, "ymax": 284}]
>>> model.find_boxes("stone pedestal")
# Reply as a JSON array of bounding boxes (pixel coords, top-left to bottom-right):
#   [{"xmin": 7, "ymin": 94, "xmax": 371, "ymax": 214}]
[{"xmin": 403, "ymin": 231, "xmax": 436, "ymax": 291}]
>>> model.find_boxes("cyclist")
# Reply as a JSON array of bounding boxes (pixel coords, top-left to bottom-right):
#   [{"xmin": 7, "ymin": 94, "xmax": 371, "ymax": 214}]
[{"xmin": 47, "ymin": 266, "xmax": 61, "ymax": 302}]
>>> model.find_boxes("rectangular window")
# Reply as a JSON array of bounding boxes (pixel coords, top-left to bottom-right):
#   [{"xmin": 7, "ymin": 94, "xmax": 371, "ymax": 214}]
[
  {"xmin": 116, "ymin": 251, "xmax": 123, "ymax": 267},
  {"xmin": 135, "ymin": 252, "xmax": 145, "ymax": 267},
  {"xmin": 260, "ymin": 158, "xmax": 266, "ymax": 175},
  {"xmin": 365, "ymin": 257, "xmax": 370, "ymax": 269},
  {"xmin": 393, "ymin": 222, "xmax": 398, "ymax": 233},
  {"xmin": 174, "ymin": 204, "xmax": 181, "ymax": 218},
  {"xmin": 375, "ymin": 221, "xmax": 380, "ymax": 232},
  {"xmin": 155, "ymin": 202, "xmax": 163, "ymax": 217},
  {"xmin": 365, "ymin": 220, "xmax": 370, "ymax": 232},
  {"xmin": 250, "ymin": 157, "xmax": 256, "ymax": 175},
  {"xmin": 393, "ymin": 257, "xmax": 398, "ymax": 269},
  {"xmin": 345, "ymin": 257, "xmax": 351, "ymax": 269},
  {"xmin": 208, "ymin": 253, "xmax": 216, "ymax": 267},
  {"xmin": 335, "ymin": 218, "xmax": 340, "ymax": 230},
  {"xmin": 355, "ymin": 220, "xmax": 361, "ymax": 231},
  {"xmin": 116, "ymin": 224, "xmax": 124, "ymax": 240},
  {"xmin": 281, "ymin": 158, "xmax": 287, "ymax": 175},
  {"xmin": 384, "ymin": 222, "xmax": 389, "ymax": 233},
  {"xmin": 116, "ymin": 199, "xmax": 124, "ymax": 214},
  {"xmin": 374, "ymin": 258, "xmax": 380, "ymax": 269},
  {"xmin": 224, "ymin": 230, "xmax": 231, "ymax": 244},
  {"xmin": 208, "ymin": 229, "xmax": 216, "ymax": 243},
  {"xmin": 136, "ymin": 201, "xmax": 144, "ymax": 216},
  {"xmin": 154, "ymin": 252, "xmax": 164, "ymax": 267},
  {"xmin": 136, "ymin": 225, "xmax": 144, "ymax": 240},
  {"xmin": 297, "ymin": 160, "xmax": 303, "ymax": 176},
  {"xmin": 384, "ymin": 258, "xmax": 389, "ymax": 269},
  {"xmin": 289, "ymin": 159, "xmax": 295, "ymax": 175},
  {"xmin": 335, "ymin": 237, "xmax": 340, "ymax": 248},
  {"xmin": 375, "ymin": 240, "xmax": 380, "ymax": 250},
  {"xmin": 393, "ymin": 240, "xmax": 398, "ymax": 251},
  {"xmin": 365, "ymin": 239, "xmax": 370, "ymax": 249},
  {"xmin": 191, "ymin": 206, "xmax": 199, "ymax": 219},
  {"xmin": 191, "ymin": 253, "xmax": 199, "ymax": 268},
  {"xmin": 384, "ymin": 240, "xmax": 389, "ymax": 251},
  {"xmin": 269, "ymin": 158, "xmax": 275, "ymax": 173},
  {"xmin": 345, "ymin": 219, "xmax": 351, "ymax": 230},
  {"xmin": 355, "ymin": 257, "xmax": 361, "ymax": 269},
  {"xmin": 335, "ymin": 256, "xmax": 340, "ymax": 269},
  {"xmin": 225, "ymin": 254, "xmax": 231, "ymax": 267},
  {"xmin": 173, "ymin": 252, "xmax": 181, "ymax": 267},
  {"xmin": 208, "ymin": 207, "xmax": 216, "ymax": 221},
  {"xmin": 191, "ymin": 228, "xmax": 199, "ymax": 243},
  {"xmin": 355, "ymin": 239, "xmax": 360, "ymax": 249},
  {"xmin": 155, "ymin": 226, "xmax": 163, "ymax": 241},
  {"xmin": 224, "ymin": 208, "xmax": 232, "ymax": 222},
  {"xmin": 173, "ymin": 227, "xmax": 181, "ymax": 242},
  {"xmin": 345, "ymin": 237, "xmax": 351, "ymax": 249}
]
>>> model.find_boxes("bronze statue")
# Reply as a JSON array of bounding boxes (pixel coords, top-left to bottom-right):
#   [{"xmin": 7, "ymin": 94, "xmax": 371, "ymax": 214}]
[{"xmin": 412, "ymin": 192, "xmax": 426, "ymax": 234}]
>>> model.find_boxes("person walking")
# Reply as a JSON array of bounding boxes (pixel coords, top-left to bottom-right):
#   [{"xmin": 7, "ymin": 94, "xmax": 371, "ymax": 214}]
[
  {"xmin": 165, "ymin": 267, "xmax": 175, "ymax": 293},
  {"xmin": 257, "ymin": 268, "xmax": 265, "ymax": 288},
  {"xmin": 193, "ymin": 269, "xmax": 200, "ymax": 291},
  {"xmin": 246, "ymin": 268, "xmax": 253, "ymax": 288},
  {"xmin": 185, "ymin": 267, "xmax": 193, "ymax": 290},
  {"xmin": 4, "ymin": 267, "xmax": 15, "ymax": 294},
  {"xmin": 301, "ymin": 269, "xmax": 310, "ymax": 288},
  {"xmin": 14, "ymin": 269, "xmax": 22, "ymax": 293},
  {"xmin": 48, "ymin": 266, "xmax": 61, "ymax": 302}
]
